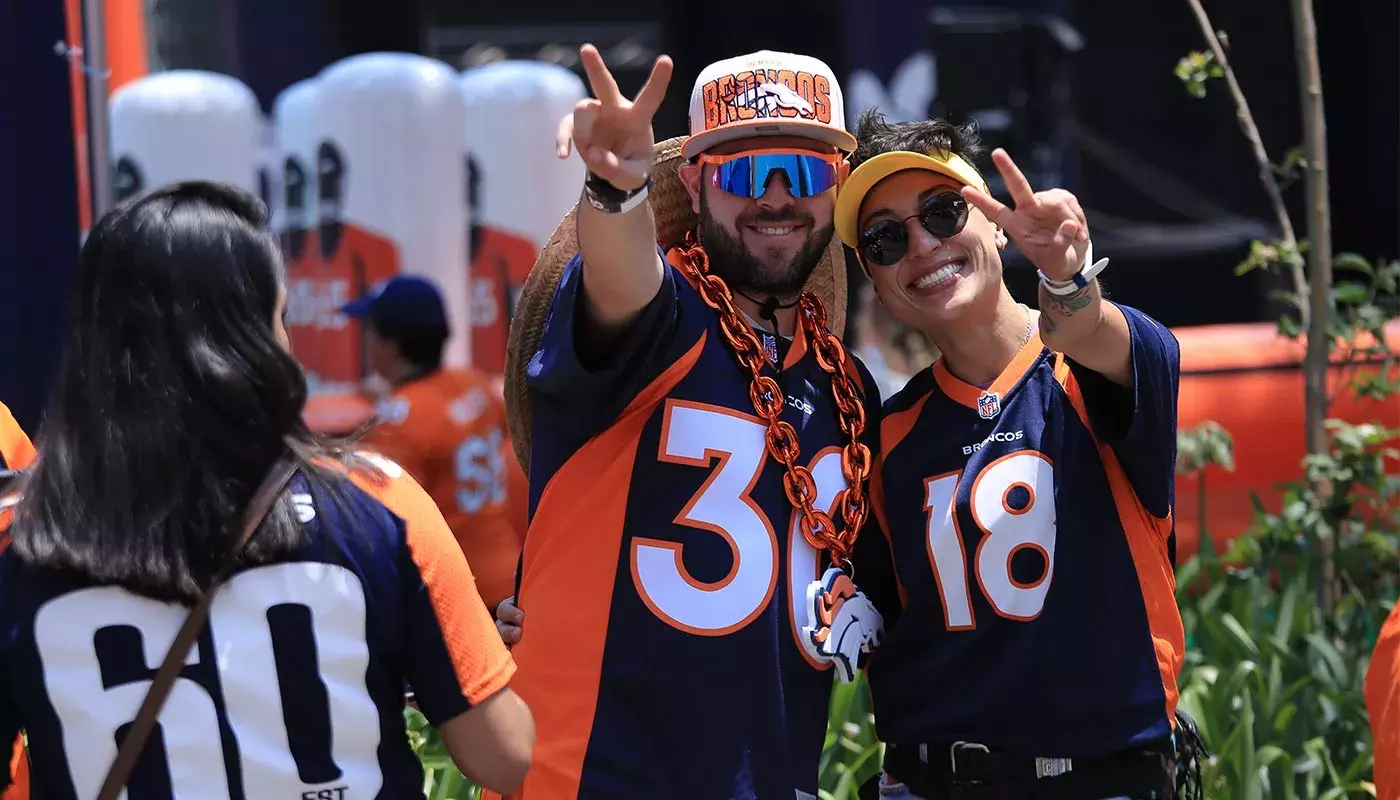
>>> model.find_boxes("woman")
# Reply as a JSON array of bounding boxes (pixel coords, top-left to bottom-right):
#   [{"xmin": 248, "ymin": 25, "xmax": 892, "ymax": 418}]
[
  {"xmin": 0, "ymin": 182, "xmax": 534, "ymax": 798},
  {"xmin": 834, "ymin": 111, "xmax": 1193, "ymax": 799}
]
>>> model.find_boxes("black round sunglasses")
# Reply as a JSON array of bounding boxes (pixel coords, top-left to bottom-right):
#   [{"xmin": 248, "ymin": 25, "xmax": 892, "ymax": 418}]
[{"xmin": 857, "ymin": 191, "xmax": 970, "ymax": 267}]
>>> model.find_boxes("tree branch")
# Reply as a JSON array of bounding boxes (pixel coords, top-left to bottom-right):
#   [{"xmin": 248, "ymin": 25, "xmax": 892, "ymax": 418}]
[{"xmin": 1184, "ymin": 0, "xmax": 1309, "ymax": 328}]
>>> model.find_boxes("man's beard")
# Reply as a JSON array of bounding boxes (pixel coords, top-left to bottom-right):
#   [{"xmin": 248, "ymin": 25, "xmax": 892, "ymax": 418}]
[{"xmin": 698, "ymin": 193, "xmax": 833, "ymax": 299}]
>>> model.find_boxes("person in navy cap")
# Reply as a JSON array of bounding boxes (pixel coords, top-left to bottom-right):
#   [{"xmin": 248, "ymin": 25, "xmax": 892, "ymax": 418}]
[{"xmin": 342, "ymin": 275, "xmax": 524, "ymax": 612}]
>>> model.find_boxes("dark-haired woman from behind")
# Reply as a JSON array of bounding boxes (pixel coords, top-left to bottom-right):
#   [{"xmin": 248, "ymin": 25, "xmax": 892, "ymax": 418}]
[{"xmin": 0, "ymin": 181, "xmax": 534, "ymax": 799}]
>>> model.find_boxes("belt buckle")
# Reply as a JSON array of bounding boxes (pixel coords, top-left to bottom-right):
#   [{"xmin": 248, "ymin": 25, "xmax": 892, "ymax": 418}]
[{"xmin": 949, "ymin": 741, "xmax": 991, "ymax": 779}]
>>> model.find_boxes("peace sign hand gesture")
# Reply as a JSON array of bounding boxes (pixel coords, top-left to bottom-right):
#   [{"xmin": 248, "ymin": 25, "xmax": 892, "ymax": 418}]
[
  {"xmin": 557, "ymin": 44, "xmax": 674, "ymax": 192},
  {"xmin": 960, "ymin": 148, "xmax": 1090, "ymax": 282}
]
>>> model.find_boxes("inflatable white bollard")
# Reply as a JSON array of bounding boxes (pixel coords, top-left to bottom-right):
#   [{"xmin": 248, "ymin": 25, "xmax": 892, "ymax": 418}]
[
  {"xmin": 273, "ymin": 78, "xmax": 320, "ymax": 239},
  {"xmin": 313, "ymin": 52, "xmax": 470, "ymax": 373},
  {"xmin": 110, "ymin": 70, "xmax": 262, "ymax": 204},
  {"xmin": 460, "ymin": 60, "xmax": 586, "ymax": 375},
  {"xmin": 271, "ymin": 78, "xmax": 354, "ymax": 394}
]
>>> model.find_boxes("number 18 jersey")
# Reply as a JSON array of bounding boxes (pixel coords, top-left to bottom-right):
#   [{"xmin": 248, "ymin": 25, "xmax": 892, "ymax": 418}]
[{"xmin": 867, "ymin": 305, "xmax": 1185, "ymax": 757}]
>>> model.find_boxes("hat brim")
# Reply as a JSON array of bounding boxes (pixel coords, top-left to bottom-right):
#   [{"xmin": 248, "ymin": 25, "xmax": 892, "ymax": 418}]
[
  {"xmin": 834, "ymin": 150, "xmax": 990, "ymax": 249},
  {"xmin": 504, "ymin": 135, "xmax": 848, "ymax": 475},
  {"xmin": 681, "ymin": 119, "xmax": 857, "ymax": 160},
  {"xmin": 339, "ymin": 297, "xmax": 375, "ymax": 318}
]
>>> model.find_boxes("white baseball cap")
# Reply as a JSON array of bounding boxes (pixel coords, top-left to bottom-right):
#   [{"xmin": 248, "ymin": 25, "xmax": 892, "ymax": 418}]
[{"xmin": 681, "ymin": 50, "xmax": 857, "ymax": 160}]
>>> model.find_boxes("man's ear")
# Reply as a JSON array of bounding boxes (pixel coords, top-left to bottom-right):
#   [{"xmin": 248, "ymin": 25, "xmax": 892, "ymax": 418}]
[
  {"xmin": 678, "ymin": 162, "xmax": 702, "ymax": 214},
  {"xmin": 994, "ymin": 225, "xmax": 1009, "ymax": 250}
]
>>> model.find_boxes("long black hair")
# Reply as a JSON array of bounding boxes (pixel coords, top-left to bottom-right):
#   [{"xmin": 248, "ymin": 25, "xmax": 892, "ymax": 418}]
[{"xmin": 11, "ymin": 181, "xmax": 370, "ymax": 604}]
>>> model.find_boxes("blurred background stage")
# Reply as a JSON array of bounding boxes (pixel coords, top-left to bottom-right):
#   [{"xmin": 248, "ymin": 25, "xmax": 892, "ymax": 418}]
[{"xmin": 1, "ymin": 0, "xmax": 1396, "ymax": 429}]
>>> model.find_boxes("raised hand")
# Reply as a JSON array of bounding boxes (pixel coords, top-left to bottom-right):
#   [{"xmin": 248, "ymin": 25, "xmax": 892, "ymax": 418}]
[
  {"xmin": 960, "ymin": 148, "xmax": 1090, "ymax": 281},
  {"xmin": 557, "ymin": 44, "xmax": 674, "ymax": 192}
]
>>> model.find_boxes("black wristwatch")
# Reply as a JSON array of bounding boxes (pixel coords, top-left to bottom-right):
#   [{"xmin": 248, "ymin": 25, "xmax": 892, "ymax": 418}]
[{"xmin": 583, "ymin": 171, "xmax": 650, "ymax": 214}]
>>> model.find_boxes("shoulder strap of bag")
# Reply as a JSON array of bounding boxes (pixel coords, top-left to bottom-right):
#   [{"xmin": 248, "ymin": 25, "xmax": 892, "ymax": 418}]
[{"xmin": 95, "ymin": 456, "xmax": 300, "ymax": 800}]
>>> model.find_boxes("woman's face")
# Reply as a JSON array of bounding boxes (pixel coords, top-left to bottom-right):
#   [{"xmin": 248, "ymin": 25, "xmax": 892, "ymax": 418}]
[{"xmin": 858, "ymin": 169, "xmax": 1006, "ymax": 333}]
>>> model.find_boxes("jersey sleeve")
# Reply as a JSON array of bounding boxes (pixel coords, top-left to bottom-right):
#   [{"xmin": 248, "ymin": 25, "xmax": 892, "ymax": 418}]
[
  {"xmin": 360, "ymin": 460, "xmax": 517, "ymax": 726},
  {"xmin": 1068, "ymin": 304, "xmax": 1181, "ymax": 519},
  {"xmin": 525, "ymin": 248, "xmax": 708, "ymax": 439}
]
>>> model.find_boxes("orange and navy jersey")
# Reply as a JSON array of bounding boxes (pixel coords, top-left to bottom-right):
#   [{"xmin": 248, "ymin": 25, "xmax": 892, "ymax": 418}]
[
  {"xmin": 0, "ymin": 404, "xmax": 30, "ymax": 800},
  {"xmin": 508, "ymin": 249, "xmax": 895, "ymax": 800},
  {"xmin": 0, "ymin": 457, "xmax": 514, "ymax": 799},
  {"xmin": 867, "ymin": 305, "xmax": 1184, "ymax": 756},
  {"xmin": 1366, "ymin": 601, "xmax": 1400, "ymax": 800},
  {"xmin": 359, "ymin": 368, "xmax": 521, "ymax": 611}
]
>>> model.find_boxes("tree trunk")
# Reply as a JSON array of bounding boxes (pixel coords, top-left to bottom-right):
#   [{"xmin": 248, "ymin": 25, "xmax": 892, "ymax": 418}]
[{"xmin": 1290, "ymin": 0, "xmax": 1337, "ymax": 617}]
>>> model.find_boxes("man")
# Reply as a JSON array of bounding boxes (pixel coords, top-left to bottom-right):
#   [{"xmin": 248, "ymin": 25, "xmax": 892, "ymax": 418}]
[
  {"xmin": 491, "ymin": 46, "xmax": 895, "ymax": 800},
  {"xmin": 0, "ymin": 403, "xmax": 34, "ymax": 800},
  {"xmin": 341, "ymin": 276, "xmax": 522, "ymax": 610}
]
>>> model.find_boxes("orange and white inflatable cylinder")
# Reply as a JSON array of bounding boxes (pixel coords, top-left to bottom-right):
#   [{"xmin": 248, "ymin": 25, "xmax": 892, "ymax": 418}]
[
  {"xmin": 314, "ymin": 52, "xmax": 471, "ymax": 371},
  {"xmin": 109, "ymin": 71, "xmax": 262, "ymax": 203},
  {"xmin": 459, "ymin": 60, "xmax": 587, "ymax": 375},
  {"xmin": 273, "ymin": 78, "xmax": 351, "ymax": 394}
]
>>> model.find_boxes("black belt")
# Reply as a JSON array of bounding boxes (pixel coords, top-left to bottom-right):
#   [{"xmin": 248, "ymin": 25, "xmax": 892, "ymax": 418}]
[{"xmin": 882, "ymin": 738, "xmax": 1177, "ymax": 800}]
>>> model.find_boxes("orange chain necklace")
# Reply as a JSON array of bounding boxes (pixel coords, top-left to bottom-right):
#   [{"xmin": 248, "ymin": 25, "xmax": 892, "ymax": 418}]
[{"xmin": 671, "ymin": 234, "xmax": 872, "ymax": 567}]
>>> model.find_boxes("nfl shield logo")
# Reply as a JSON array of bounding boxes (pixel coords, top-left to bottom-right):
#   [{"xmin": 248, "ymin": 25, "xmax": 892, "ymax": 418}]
[
  {"xmin": 762, "ymin": 333, "xmax": 779, "ymax": 364},
  {"xmin": 976, "ymin": 391, "xmax": 1001, "ymax": 419}
]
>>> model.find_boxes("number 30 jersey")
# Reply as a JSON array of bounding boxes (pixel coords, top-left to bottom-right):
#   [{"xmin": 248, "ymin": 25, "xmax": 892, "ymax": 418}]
[
  {"xmin": 0, "ymin": 458, "xmax": 515, "ymax": 799},
  {"xmin": 867, "ymin": 305, "xmax": 1185, "ymax": 757},
  {"xmin": 505, "ymin": 250, "xmax": 894, "ymax": 800}
]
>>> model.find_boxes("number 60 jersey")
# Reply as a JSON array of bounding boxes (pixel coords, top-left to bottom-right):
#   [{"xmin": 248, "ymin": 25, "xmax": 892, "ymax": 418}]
[
  {"xmin": 867, "ymin": 305, "xmax": 1185, "ymax": 757},
  {"xmin": 0, "ymin": 459, "xmax": 515, "ymax": 799}
]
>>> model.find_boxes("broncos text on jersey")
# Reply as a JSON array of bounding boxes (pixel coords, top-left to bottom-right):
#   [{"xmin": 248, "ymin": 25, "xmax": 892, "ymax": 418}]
[{"xmin": 867, "ymin": 305, "xmax": 1184, "ymax": 757}]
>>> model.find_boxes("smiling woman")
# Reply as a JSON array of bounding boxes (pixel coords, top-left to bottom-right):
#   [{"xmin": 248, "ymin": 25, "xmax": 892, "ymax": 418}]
[{"xmin": 834, "ymin": 109, "xmax": 1196, "ymax": 800}]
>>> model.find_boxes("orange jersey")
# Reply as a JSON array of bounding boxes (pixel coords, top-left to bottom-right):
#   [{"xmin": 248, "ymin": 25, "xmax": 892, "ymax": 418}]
[
  {"xmin": 469, "ymin": 226, "xmax": 540, "ymax": 376},
  {"xmin": 283, "ymin": 225, "xmax": 400, "ymax": 389},
  {"xmin": 1, "ymin": 405, "xmax": 33, "ymax": 800},
  {"xmin": 360, "ymin": 369, "xmax": 521, "ymax": 610},
  {"xmin": 1368, "ymin": 602, "xmax": 1400, "ymax": 800}
]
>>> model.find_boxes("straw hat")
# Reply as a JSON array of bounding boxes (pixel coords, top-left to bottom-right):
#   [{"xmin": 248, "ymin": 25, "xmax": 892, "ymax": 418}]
[{"xmin": 504, "ymin": 135, "xmax": 848, "ymax": 473}]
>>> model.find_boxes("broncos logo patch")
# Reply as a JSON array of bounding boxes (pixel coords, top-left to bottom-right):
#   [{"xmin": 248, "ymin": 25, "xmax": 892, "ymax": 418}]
[{"xmin": 801, "ymin": 566, "xmax": 884, "ymax": 683}]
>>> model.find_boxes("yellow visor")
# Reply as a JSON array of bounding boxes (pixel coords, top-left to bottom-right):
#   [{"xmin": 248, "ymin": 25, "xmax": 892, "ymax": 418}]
[{"xmin": 834, "ymin": 149, "xmax": 989, "ymax": 248}]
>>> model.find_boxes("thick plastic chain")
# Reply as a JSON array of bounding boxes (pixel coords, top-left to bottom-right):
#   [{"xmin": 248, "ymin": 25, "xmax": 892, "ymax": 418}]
[{"xmin": 671, "ymin": 235, "xmax": 872, "ymax": 565}]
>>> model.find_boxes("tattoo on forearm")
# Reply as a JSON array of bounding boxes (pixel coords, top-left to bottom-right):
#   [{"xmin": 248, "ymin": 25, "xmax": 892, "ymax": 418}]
[{"xmin": 1038, "ymin": 280, "xmax": 1098, "ymax": 319}]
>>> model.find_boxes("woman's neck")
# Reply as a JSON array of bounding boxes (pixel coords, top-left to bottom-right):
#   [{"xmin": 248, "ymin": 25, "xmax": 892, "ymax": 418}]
[{"xmin": 929, "ymin": 288, "xmax": 1033, "ymax": 387}]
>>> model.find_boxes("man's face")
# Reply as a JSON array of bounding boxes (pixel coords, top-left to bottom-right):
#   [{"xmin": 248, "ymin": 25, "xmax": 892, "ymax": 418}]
[
  {"xmin": 680, "ymin": 135, "xmax": 838, "ymax": 298},
  {"xmin": 363, "ymin": 323, "xmax": 398, "ymax": 380}
]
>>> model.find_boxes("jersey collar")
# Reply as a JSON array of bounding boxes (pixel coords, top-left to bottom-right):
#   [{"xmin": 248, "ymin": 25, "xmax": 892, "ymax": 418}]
[{"xmin": 931, "ymin": 330, "xmax": 1045, "ymax": 413}]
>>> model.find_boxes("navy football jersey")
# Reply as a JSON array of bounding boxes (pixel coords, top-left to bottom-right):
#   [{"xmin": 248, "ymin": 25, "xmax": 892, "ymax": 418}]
[
  {"xmin": 867, "ymin": 305, "xmax": 1184, "ymax": 757},
  {"xmin": 0, "ymin": 458, "xmax": 515, "ymax": 799},
  {"xmin": 505, "ymin": 248, "xmax": 895, "ymax": 800}
]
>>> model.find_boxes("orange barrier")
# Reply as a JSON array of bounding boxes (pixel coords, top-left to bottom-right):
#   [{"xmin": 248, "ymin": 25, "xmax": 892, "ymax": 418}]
[
  {"xmin": 1173, "ymin": 320, "xmax": 1400, "ymax": 558},
  {"xmin": 303, "ymin": 321, "xmax": 1400, "ymax": 563}
]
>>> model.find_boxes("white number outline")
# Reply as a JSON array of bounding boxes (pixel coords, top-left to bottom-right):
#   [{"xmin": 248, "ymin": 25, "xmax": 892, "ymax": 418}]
[
  {"xmin": 924, "ymin": 450, "xmax": 1057, "ymax": 630},
  {"xmin": 631, "ymin": 401, "xmax": 848, "ymax": 653},
  {"xmin": 33, "ymin": 562, "xmax": 383, "ymax": 798}
]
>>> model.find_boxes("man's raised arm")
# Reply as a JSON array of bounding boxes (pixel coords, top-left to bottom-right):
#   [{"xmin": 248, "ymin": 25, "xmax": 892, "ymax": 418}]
[{"xmin": 557, "ymin": 45, "xmax": 674, "ymax": 351}]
